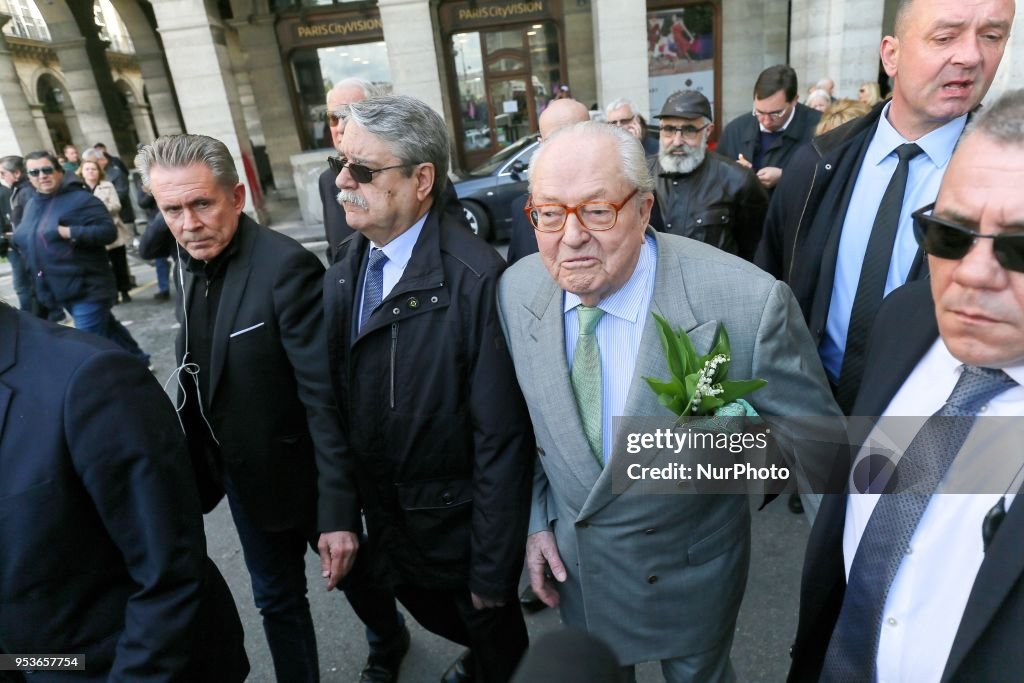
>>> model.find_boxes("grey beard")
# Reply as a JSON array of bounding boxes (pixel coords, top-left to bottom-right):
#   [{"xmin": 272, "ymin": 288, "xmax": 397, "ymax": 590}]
[
  {"xmin": 336, "ymin": 190, "xmax": 368, "ymax": 210},
  {"xmin": 659, "ymin": 144, "xmax": 706, "ymax": 175}
]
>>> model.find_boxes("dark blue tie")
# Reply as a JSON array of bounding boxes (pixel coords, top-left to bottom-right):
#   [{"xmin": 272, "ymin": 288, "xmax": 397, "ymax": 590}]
[
  {"xmin": 822, "ymin": 365, "xmax": 1017, "ymax": 681},
  {"xmin": 360, "ymin": 247, "xmax": 388, "ymax": 331}
]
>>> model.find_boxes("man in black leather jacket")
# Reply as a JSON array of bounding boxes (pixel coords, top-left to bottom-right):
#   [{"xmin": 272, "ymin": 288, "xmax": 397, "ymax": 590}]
[{"xmin": 647, "ymin": 90, "xmax": 767, "ymax": 260}]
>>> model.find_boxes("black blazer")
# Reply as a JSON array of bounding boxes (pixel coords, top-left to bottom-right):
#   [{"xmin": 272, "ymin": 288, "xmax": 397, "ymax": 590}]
[
  {"xmin": 175, "ymin": 215, "xmax": 348, "ymax": 533},
  {"xmin": 0, "ymin": 305, "xmax": 246, "ymax": 682},
  {"xmin": 717, "ymin": 102, "xmax": 821, "ymax": 172},
  {"xmin": 789, "ymin": 280, "xmax": 1024, "ymax": 683}
]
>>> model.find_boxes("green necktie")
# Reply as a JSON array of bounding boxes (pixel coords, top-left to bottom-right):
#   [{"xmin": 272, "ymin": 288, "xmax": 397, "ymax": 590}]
[{"xmin": 571, "ymin": 305, "xmax": 605, "ymax": 467}]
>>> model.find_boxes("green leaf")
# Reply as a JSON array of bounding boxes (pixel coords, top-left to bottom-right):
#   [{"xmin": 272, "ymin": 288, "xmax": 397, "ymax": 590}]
[
  {"xmin": 672, "ymin": 326, "xmax": 699, "ymax": 377},
  {"xmin": 716, "ymin": 378, "xmax": 768, "ymax": 405},
  {"xmin": 710, "ymin": 324, "xmax": 730, "ymax": 359},
  {"xmin": 652, "ymin": 313, "xmax": 687, "ymax": 382}
]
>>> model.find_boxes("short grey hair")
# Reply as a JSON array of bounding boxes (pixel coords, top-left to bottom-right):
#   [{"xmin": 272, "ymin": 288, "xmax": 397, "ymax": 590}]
[
  {"xmin": 806, "ymin": 89, "xmax": 831, "ymax": 108},
  {"xmin": 135, "ymin": 134, "xmax": 239, "ymax": 191},
  {"xmin": 346, "ymin": 95, "xmax": 449, "ymax": 200},
  {"xmin": 605, "ymin": 97, "xmax": 639, "ymax": 119},
  {"xmin": 530, "ymin": 120, "xmax": 655, "ymax": 194},
  {"xmin": 330, "ymin": 77, "xmax": 382, "ymax": 102},
  {"xmin": 964, "ymin": 89, "xmax": 1024, "ymax": 145},
  {"xmin": 81, "ymin": 148, "xmax": 102, "ymax": 162},
  {"xmin": 0, "ymin": 155, "xmax": 24, "ymax": 174}
]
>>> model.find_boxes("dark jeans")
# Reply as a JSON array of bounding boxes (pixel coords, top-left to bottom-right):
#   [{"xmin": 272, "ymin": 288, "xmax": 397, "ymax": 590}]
[
  {"xmin": 67, "ymin": 299, "xmax": 148, "ymax": 363},
  {"xmin": 393, "ymin": 585, "xmax": 528, "ymax": 683},
  {"xmin": 223, "ymin": 474, "xmax": 405, "ymax": 683},
  {"xmin": 108, "ymin": 245, "xmax": 132, "ymax": 294}
]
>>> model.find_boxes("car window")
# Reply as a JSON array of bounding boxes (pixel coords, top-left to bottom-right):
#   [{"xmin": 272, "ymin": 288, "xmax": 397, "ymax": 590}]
[{"xmin": 469, "ymin": 135, "xmax": 539, "ymax": 177}]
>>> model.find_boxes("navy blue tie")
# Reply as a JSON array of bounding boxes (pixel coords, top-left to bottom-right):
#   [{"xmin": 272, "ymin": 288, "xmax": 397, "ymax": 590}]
[
  {"xmin": 360, "ymin": 247, "xmax": 388, "ymax": 331},
  {"xmin": 822, "ymin": 365, "xmax": 1017, "ymax": 681}
]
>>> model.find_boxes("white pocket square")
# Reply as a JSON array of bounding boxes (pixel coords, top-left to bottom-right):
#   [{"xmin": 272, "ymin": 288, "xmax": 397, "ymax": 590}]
[{"xmin": 229, "ymin": 322, "xmax": 265, "ymax": 338}]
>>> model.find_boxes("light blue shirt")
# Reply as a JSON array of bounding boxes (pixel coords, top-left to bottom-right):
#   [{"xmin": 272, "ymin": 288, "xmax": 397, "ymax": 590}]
[
  {"xmin": 820, "ymin": 103, "xmax": 966, "ymax": 381},
  {"xmin": 564, "ymin": 235, "xmax": 657, "ymax": 463},
  {"xmin": 358, "ymin": 212, "xmax": 428, "ymax": 325}
]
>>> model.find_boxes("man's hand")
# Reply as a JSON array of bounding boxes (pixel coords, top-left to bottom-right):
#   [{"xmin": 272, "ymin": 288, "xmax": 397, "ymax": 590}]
[
  {"xmin": 317, "ymin": 531, "xmax": 359, "ymax": 591},
  {"xmin": 526, "ymin": 530, "xmax": 567, "ymax": 608},
  {"xmin": 756, "ymin": 166, "xmax": 783, "ymax": 189},
  {"xmin": 736, "ymin": 154, "xmax": 753, "ymax": 169},
  {"xmin": 57, "ymin": 225, "xmax": 72, "ymax": 240},
  {"xmin": 471, "ymin": 592, "xmax": 507, "ymax": 610}
]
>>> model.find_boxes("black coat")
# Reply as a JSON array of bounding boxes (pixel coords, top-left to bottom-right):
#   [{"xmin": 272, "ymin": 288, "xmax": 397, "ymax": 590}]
[
  {"xmin": 0, "ymin": 305, "xmax": 247, "ymax": 682},
  {"xmin": 717, "ymin": 102, "xmax": 821, "ymax": 172},
  {"xmin": 789, "ymin": 281, "xmax": 1024, "ymax": 683},
  {"xmin": 647, "ymin": 150, "xmax": 768, "ymax": 260},
  {"xmin": 175, "ymin": 215, "xmax": 344, "ymax": 533},
  {"xmin": 323, "ymin": 202, "xmax": 534, "ymax": 598}
]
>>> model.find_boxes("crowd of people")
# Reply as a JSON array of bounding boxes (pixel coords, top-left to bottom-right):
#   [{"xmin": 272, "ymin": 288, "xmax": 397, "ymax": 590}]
[{"xmin": 1, "ymin": 0, "xmax": 1022, "ymax": 681}]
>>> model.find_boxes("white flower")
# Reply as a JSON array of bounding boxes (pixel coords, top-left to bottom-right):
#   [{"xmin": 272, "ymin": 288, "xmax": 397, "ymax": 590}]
[{"xmin": 691, "ymin": 354, "xmax": 729, "ymax": 412}]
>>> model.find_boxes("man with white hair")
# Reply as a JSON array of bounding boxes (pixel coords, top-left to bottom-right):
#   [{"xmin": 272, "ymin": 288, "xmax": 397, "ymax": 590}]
[
  {"xmin": 605, "ymin": 97, "xmax": 659, "ymax": 155},
  {"xmin": 650, "ymin": 90, "xmax": 767, "ymax": 260}
]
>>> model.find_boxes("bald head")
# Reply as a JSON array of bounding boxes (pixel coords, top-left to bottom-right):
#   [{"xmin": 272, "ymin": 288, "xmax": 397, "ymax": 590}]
[{"xmin": 539, "ymin": 99, "xmax": 590, "ymax": 140}]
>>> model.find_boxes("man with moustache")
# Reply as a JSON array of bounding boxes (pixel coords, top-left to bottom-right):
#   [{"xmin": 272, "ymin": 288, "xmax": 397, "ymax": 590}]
[
  {"xmin": 324, "ymin": 94, "xmax": 534, "ymax": 683},
  {"xmin": 757, "ymin": 0, "xmax": 1016, "ymax": 414},
  {"xmin": 790, "ymin": 89, "xmax": 1024, "ymax": 683},
  {"xmin": 137, "ymin": 134, "xmax": 409, "ymax": 683},
  {"xmin": 648, "ymin": 90, "xmax": 768, "ymax": 260}
]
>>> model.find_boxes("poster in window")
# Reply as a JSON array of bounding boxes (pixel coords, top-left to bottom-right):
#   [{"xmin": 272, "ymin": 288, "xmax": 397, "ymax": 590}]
[{"xmin": 646, "ymin": 5, "xmax": 715, "ymax": 121}]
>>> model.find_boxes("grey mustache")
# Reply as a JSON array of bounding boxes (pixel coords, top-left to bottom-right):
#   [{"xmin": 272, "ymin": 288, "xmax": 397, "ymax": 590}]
[{"xmin": 337, "ymin": 190, "xmax": 368, "ymax": 210}]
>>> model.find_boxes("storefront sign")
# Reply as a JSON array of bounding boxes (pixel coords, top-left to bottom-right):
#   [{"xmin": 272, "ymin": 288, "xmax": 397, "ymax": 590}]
[
  {"xmin": 276, "ymin": 10, "xmax": 384, "ymax": 51},
  {"xmin": 440, "ymin": 0, "xmax": 557, "ymax": 31}
]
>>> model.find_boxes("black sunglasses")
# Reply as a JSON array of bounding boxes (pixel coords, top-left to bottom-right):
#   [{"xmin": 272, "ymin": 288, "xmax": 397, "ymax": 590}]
[
  {"xmin": 913, "ymin": 202, "xmax": 1024, "ymax": 273},
  {"xmin": 27, "ymin": 166, "xmax": 56, "ymax": 177},
  {"xmin": 327, "ymin": 156, "xmax": 415, "ymax": 184}
]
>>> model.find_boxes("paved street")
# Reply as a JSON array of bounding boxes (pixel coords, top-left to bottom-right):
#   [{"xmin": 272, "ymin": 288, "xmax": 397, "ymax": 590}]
[{"xmin": 0, "ymin": 204, "xmax": 811, "ymax": 682}]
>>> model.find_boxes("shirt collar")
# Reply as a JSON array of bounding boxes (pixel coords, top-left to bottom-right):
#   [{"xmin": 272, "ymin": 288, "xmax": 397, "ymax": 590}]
[
  {"xmin": 866, "ymin": 101, "xmax": 967, "ymax": 170},
  {"xmin": 371, "ymin": 211, "xmax": 428, "ymax": 271},
  {"xmin": 939, "ymin": 338, "xmax": 1024, "ymax": 391},
  {"xmin": 758, "ymin": 102, "xmax": 797, "ymax": 134},
  {"xmin": 563, "ymin": 234, "xmax": 656, "ymax": 324}
]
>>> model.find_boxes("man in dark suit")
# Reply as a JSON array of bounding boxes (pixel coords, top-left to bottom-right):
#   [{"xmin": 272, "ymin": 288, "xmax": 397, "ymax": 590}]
[
  {"xmin": 324, "ymin": 94, "xmax": 534, "ymax": 683},
  {"xmin": 717, "ymin": 64, "xmax": 820, "ymax": 193},
  {"xmin": 790, "ymin": 89, "xmax": 1024, "ymax": 683},
  {"xmin": 137, "ymin": 134, "xmax": 408, "ymax": 683},
  {"xmin": 757, "ymin": 0, "xmax": 1014, "ymax": 413},
  {"xmin": 0, "ymin": 303, "xmax": 248, "ymax": 682}
]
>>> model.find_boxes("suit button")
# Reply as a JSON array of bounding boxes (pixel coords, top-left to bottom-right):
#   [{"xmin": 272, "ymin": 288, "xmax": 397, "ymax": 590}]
[
  {"xmin": 647, "ymin": 575, "xmax": 658, "ymax": 584},
  {"xmin": 537, "ymin": 447, "xmax": 546, "ymax": 457},
  {"xmin": 644, "ymin": 528, "xmax": 656, "ymax": 535},
  {"xmin": 576, "ymin": 521, "xmax": 589, "ymax": 528},
  {"xmin": 441, "ymin": 492, "xmax": 455, "ymax": 505}
]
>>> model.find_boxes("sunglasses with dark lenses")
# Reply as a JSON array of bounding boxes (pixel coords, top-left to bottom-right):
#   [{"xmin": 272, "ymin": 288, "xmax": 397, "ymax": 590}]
[
  {"xmin": 27, "ymin": 166, "xmax": 56, "ymax": 177},
  {"xmin": 327, "ymin": 156, "xmax": 415, "ymax": 184},
  {"xmin": 912, "ymin": 202, "xmax": 1024, "ymax": 273}
]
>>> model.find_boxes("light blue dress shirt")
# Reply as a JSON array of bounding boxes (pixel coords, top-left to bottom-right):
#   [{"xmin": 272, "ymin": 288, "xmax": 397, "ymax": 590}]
[
  {"xmin": 820, "ymin": 104, "xmax": 966, "ymax": 381},
  {"xmin": 358, "ymin": 211, "xmax": 428, "ymax": 325},
  {"xmin": 564, "ymin": 235, "xmax": 657, "ymax": 463}
]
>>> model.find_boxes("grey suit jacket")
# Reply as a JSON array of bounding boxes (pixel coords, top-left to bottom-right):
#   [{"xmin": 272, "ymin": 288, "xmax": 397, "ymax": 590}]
[{"xmin": 497, "ymin": 229, "xmax": 840, "ymax": 664}]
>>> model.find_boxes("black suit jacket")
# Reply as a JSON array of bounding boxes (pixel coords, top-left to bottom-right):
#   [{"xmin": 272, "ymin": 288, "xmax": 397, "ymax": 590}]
[
  {"xmin": 0, "ymin": 305, "xmax": 246, "ymax": 682},
  {"xmin": 175, "ymin": 215, "xmax": 350, "ymax": 533},
  {"xmin": 718, "ymin": 102, "xmax": 821, "ymax": 172},
  {"xmin": 789, "ymin": 280, "xmax": 1024, "ymax": 683}
]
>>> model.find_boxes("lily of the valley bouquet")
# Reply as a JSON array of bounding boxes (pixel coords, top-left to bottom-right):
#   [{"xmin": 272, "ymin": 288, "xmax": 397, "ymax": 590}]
[{"xmin": 643, "ymin": 313, "xmax": 766, "ymax": 422}]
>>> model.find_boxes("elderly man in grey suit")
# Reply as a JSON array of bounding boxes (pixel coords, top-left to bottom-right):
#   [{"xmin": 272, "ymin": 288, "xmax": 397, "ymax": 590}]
[{"xmin": 497, "ymin": 121, "xmax": 841, "ymax": 682}]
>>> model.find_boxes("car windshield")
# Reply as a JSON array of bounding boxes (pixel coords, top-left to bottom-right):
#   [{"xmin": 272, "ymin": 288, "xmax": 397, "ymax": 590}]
[{"xmin": 469, "ymin": 135, "xmax": 539, "ymax": 176}]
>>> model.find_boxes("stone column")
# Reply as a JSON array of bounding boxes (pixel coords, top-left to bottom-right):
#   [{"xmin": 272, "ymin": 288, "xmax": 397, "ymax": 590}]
[
  {"xmin": 0, "ymin": 13, "xmax": 44, "ymax": 154},
  {"xmin": 720, "ymin": 0, "xmax": 790, "ymax": 122},
  {"xmin": 788, "ymin": 0, "xmax": 885, "ymax": 101},
  {"xmin": 377, "ymin": 0, "xmax": 445, "ymax": 114},
  {"xmin": 228, "ymin": 11, "xmax": 302, "ymax": 195},
  {"xmin": 135, "ymin": 47, "xmax": 184, "ymax": 136},
  {"xmin": 45, "ymin": 24, "xmax": 118, "ymax": 150},
  {"xmin": 591, "ymin": 0, "xmax": 649, "ymax": 115},
  {"xmin": 150, "ymin": 0, "xmax": 261, "ymax": 216}
]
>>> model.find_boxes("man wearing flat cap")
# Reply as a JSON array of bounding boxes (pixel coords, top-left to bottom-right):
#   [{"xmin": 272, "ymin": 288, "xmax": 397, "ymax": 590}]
[{"xmin": 649, "ymin": 90, "xmax": 768, "ymax": 260}]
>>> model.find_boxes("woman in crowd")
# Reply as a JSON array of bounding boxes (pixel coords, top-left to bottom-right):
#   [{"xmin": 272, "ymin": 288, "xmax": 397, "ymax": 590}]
[
  {"xmin": 858, "ymin": 81, "xmax": 882, "ymax": 106},
  {"xmin": 78, "ymin": 151, "xmax": 134, "ymax": 303}
]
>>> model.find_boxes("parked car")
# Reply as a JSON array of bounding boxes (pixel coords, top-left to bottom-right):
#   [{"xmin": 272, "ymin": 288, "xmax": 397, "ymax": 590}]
[{"xmin": 452, "ymin": 133, "xmax": 540, "ymax": 241}]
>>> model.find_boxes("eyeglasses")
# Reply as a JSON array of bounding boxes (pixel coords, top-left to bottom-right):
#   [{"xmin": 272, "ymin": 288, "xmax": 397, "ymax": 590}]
[
  {"xmin": 752, "ymin": 106, "xmax": 789, "ymax": 121},
  {"xmin": 525, "ymin": 189, "xmax": 638, "ymax": 232},
  {"xmin": 27, "ymin": 166, "xmax": 56, "ymax": 177},
  {"xmin": 660, "ymin": 123, "xmax": 711, "ymax": 140},
  {"xmin": 328, "ymin": 156, "xmax": 415, "ymax": 184},
  {"xmin": 326, "ymin": 107, "xmax": 349, "ymax": 128},
  {"xmin": 608, "ymin": 116, "xmax": 637, "ymax": 127},
  {"xmin": 912, "ymin": 203, "xmax": 1024, "ymax": 273}
]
